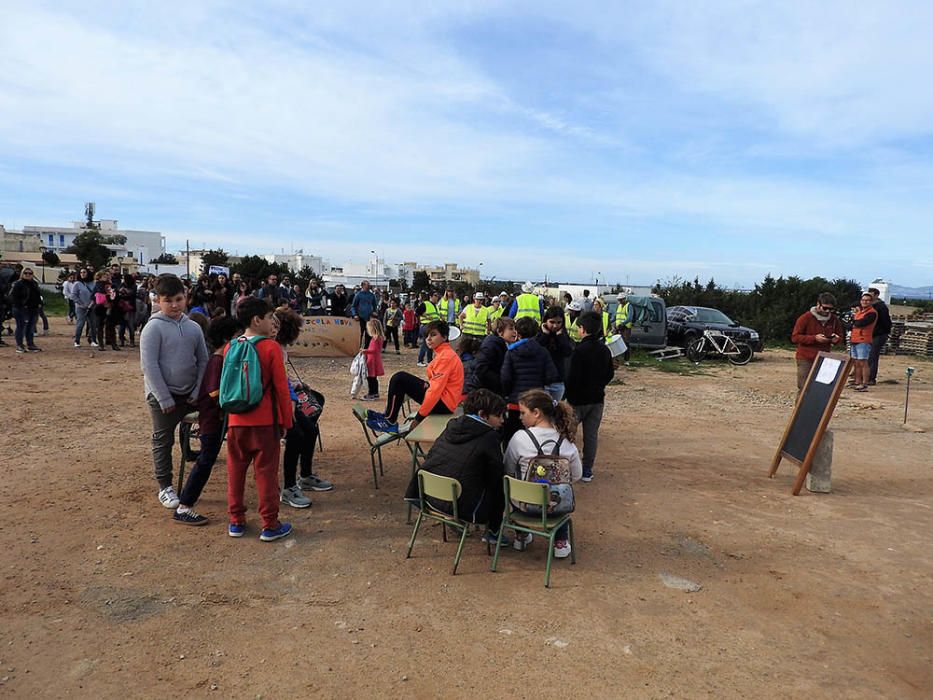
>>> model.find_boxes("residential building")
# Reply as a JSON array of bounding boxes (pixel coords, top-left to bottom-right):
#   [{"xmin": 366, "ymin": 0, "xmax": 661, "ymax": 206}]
[
  {"xmin": 0, "ymin": 225, "xmax": 42, "ymax": 254},
  {"xmin": 22, "ymin": 219, "xmax": 165, "ymax": 265},
  {"xmin": 420, "ymin": 262, "xmax": 480, "ymax": 286},
  {"xmin": 263, "ymin": 251, "xmax": 323, "ymax": 275}
]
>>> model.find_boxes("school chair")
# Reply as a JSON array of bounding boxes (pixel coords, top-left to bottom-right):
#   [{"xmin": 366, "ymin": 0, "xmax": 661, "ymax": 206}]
[
  {"xmin": 491, "ymin": 476, "xmax": 576, "ymax": 588},
  {"xmin": 352, "ymin": 403, "xmax": 406, "ymax": 489},
  {"xmin": 406, "ymin": 471, "xmax": 487, "ymax": 575}
]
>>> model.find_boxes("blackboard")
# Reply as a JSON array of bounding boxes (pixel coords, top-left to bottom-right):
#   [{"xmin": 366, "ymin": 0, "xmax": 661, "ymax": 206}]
[{"xmin": 769, "ymin": 352, "xmax": 852, "ymax": 495}]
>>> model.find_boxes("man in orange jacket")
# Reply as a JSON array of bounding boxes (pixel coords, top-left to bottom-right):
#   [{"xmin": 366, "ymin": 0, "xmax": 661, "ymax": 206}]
[{"xmin": 367, "ymin": 320, "xmax": 464, "ymax": 433}]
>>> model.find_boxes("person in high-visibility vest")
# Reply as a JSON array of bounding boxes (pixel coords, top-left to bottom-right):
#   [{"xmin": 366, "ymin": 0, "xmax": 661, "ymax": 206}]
[
  {"xmin": 592, "ymin": 298, "xmax": 610, "ymax": 338},
  {"xmin": 487, "ymin": 297, "xmax": 504, "ymax": 330},
  {"xmin": 614, "ymin": 292, "xmax": 634, "ymax": 361},
  {"xmin": 437, "ymin": 288, "xmax": 461, "ymax": 327},
  {"xmin": 565, "ymin": 301, "xmax": 583, "ymax": 343},
  {"xmin": 508, "ymin": 282, "xmax": 543, "ymax": 322},
  {"xmin": 418, "ymin": 290, "xmax": 441, "ymax": 365},
  {"xmin": 459, "ymin": 291, "xmax": 491, "ymax": 339}
]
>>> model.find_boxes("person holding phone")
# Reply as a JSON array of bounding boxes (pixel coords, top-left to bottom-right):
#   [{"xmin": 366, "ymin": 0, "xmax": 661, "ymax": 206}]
[{"xmin": 791, "ymin": 292, "xmax": 844, "ymax": 393}]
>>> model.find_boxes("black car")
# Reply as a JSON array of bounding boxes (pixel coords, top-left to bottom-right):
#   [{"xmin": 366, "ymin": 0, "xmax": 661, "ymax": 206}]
[{"xmin": 666, "ymin": 306, "xmax": 763, "ymax": 351}]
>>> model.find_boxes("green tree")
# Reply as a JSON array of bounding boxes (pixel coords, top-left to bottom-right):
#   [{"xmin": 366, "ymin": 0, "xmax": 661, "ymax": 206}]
[
  {"xmin": 152, "ymin": 252, "xmax": 179, "ymax": 265},
  {"xmin": 230, "ymin": 255, "xmax": 291, "ymax": 288},
  {"xmin": 200, "ymin": 248, "xmax": 230, "ymax": 274},
  {"xmin": 64, "ymin": 224, "xmax": 127, "ymax": 269},
  {"xmin": 411, "ymin": 270, "xmax": 431, "ymax": 295}
]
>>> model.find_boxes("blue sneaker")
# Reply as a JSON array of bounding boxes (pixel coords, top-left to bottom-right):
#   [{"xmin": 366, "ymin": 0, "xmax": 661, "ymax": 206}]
[
  {"xmin": 260, "ymin": 522, "xmax": 293, "ymax": 542},
  {"xmin": 228, "ymin": 522, "xmax": 246, "ymax": 538},
  {"xmin": 366, "ymin": 413, "xmax": 398, "ymax": 433},
  {"xmin": 482, "ymin": 530, "xmax": 512, "ymax": 547}
]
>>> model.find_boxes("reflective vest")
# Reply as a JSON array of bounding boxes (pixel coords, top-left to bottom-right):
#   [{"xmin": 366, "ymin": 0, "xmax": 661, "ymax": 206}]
[
  {"xmin": 615, "ymin": 301, "xmax": 633, "ymax": 330},
  {"xmin": 462, "ymin": 304, "xmax": 489, "ymax": 336},
  {"xmin": 438, "ymin": 297, "xmax": 461, "ymax": 325},
  {"xmin": 598, "ymin": 311, "xmax": 610, "ymax": 337},
  {"xmin": 420, "ymin": 300, "xmax": 440, "ymax": 325},
  {"xmin": 514, "ymin": 293, "xmax": 541, "ymax": 322},
  {"xmin": 565, "ymin": 313, "xmax": 582, "ymax": 343}
]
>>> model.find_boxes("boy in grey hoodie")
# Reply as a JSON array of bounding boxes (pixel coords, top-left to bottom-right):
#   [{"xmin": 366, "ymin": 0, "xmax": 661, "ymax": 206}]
[{"xmin": 140, "ymin": 274, "xmax": 209, "ymax": 509}]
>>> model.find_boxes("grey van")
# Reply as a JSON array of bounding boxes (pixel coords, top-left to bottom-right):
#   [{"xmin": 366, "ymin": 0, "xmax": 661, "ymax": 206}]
[{"xmin": 606, "ymin": 295, "xmax": 667, "ymax": 349}]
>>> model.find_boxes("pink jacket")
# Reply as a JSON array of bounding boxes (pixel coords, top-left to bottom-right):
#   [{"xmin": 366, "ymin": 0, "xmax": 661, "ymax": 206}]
[{"xmin": 363, "ymin": 336, "xmax": 384, "ymax": 377}]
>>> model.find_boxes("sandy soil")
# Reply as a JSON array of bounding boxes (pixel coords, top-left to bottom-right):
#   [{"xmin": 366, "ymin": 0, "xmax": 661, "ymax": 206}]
[{"xmin": 1, "ymin": 318, "xmax": 931, "ymax": 699}]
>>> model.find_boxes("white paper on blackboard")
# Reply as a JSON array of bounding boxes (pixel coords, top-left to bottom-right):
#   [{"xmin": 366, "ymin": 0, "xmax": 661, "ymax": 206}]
[{"xmin": 815, "ymin": 358, "xmax": 841, "ymax": 385}]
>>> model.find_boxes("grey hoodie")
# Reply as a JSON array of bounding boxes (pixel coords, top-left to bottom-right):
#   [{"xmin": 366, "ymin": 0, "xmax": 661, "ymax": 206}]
[{"xmin": 140, "ymin": 312, "xmax": 209, "ymax": 410}]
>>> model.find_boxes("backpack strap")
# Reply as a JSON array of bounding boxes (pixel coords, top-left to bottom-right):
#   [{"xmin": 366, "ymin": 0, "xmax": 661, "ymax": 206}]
[
  {"xmin": 522, "ymin": 428, "xmax": 543, "ymax": 454},
  {"xmin": 551, "ymin": 435, "xmax": 564, "ymax": 456}
]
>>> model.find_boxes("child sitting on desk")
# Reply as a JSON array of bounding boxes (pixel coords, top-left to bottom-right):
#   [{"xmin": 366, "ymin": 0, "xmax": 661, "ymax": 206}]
[
  {"xmin": 367, "ymin": 320, "xmax": 464, "ymax": 433},
  {"xmin": 404, "ymin": 389, "xmax": 509, "ymax": 543}
]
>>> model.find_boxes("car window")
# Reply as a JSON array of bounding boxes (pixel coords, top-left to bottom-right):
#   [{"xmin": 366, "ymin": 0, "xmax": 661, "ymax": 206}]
[{"xmin": 695, "ymin": 308, "xmax": 734, "ymax": 324}]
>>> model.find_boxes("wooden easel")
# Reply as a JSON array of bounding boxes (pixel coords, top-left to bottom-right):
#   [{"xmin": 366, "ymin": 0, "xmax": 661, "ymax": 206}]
[{"xmin": 770, "ymin": 352, "xmax": 852, "ymax": 495}]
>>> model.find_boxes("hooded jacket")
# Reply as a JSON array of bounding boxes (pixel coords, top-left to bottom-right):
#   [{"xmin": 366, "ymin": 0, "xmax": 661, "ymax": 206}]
[
  {"xmin": 564, "ymin": 334, "xmax": 614, "ymax": 406},
  {"xmin": 140, "ymin": 312, "xmax": 210, "ymax": 410},
  {"xmin": 500, "ymin": 337, "xmax": 559, "ymax": 402},
  {"xmin": 404, "ymin": 415, "xmax": 505, "ymax": 529},
  {"xmin": 464, "ymin": 333, "xmax": 508, "ymax": 394}
]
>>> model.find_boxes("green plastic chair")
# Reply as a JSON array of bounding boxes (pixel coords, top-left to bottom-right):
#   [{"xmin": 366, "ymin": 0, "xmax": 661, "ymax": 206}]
[
  {"xmin": 352, "ymin": 403, "xmax": 406, "ymax": 489},
  {"xmin": 406, "ymin": 471, "xmax": 481, "ymax": 575},
  {"xmin": 491, "ymin": 475, "xmax": 576, "ymax": 588}
]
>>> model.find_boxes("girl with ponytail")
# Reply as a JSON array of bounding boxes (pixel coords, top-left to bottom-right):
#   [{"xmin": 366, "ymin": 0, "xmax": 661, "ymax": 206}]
[{"xmin": 503, "ymin": 389, "xmax": 583, "ymax": 559}]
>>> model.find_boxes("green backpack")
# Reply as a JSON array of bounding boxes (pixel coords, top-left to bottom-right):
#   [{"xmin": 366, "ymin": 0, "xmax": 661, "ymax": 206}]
[{"xmin": 219, "ymin": 335, "xmax": 270, "ymax": 413}]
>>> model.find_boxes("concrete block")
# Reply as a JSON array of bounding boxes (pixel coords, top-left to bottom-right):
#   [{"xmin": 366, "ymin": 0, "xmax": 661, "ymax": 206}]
[{"xmin": 806, "ymin": 429, "xmax": 833, "ymax": 493}]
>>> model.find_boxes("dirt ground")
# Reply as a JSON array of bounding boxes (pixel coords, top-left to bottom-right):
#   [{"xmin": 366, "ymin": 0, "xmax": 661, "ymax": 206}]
[{"xmin": 1, "ymin": 317, "xmax": 931, "ymax": 699}]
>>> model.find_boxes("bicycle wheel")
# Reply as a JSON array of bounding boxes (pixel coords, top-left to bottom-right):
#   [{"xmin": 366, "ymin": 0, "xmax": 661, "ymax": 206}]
[
  {"xmin": 728, "ymin": 342, "xmax": 754, "ymax": 366},
  {"xmin": 686, "ymin": 338, "xmax": 707, "ymax": 363}
]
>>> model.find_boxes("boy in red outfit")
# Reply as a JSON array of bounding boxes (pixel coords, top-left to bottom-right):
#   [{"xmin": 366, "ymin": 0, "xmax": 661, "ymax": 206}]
[{"xmin": 225, "ymin": 297, "xmax": 295, "ymax": 542}]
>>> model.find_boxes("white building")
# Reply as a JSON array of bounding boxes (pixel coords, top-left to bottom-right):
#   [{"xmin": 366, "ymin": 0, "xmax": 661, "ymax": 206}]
[
  {"xmin": 263, "ymin": 251, "xmax": 323, "ymax": 275},
  {"xmin": 23, "ymin": 219, "xmax": 165, "ymax": 265},
  {"xmin": 322, "ymin": 253, "xmax": 392, "ymax": 288}
]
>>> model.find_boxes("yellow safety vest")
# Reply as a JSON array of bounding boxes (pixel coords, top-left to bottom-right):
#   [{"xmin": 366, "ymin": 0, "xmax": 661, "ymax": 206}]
[
  {"xmin": 598, "ymin": 311, "xmax": 610, "ymax": 337},
  {"xmin": 514, "ymin": 293, "xmax": 541, "ymax": 322},
  {"xmin": 420, "ymin": 300, "xmax": 440, "ymax": 325},
  {"xmin": 462, "ymin": 304, "xmax": 489, "ymax": 336},
  {"xmin": 615, "ymin": 301, "xmax": 632, "ymax": 330},
  {"xmin": 437, "ymin": 297, "xmax": 461, "ymax": 325},
  {"xmin": 565, "ymin": 313, "xmax": 582, "ymax": 343}
]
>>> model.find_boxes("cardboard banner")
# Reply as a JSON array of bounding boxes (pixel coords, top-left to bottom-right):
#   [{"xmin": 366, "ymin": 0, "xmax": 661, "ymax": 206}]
[
  {"xmin": 289, "ymin": 316, "xmax": 361, "ymax": 357},
  {"xmin": 208, "ymin": 265, "xmax": 230, "ymax": 276}
]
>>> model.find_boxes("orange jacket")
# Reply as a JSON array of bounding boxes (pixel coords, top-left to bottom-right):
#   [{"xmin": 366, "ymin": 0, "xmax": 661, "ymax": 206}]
[
  {"xmin": 418, "ymin": 342, "xmax": 465, "ymax": 418},
  {"xmin": 850, "ymin": 307, "xmax": 877, "ymax": 345}
]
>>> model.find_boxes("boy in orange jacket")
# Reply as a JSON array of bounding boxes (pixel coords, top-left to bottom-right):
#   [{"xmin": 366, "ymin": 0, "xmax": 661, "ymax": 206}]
[
  {"xmin": 367, "ymin": 320, "xmax": 464, "ymax": 433},
  {"xmin": 225, "ymin": 297, "xmax": 295, "ymax": 541}
]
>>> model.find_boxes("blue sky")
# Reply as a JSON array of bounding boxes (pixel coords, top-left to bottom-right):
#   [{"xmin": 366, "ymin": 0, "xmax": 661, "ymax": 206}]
[{"xmin": 1, "ymin": 0, "xmax": 932, "ymax": 287}]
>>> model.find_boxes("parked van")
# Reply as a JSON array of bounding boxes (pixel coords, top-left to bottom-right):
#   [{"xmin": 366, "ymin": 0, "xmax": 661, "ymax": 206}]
[{"xmin": 605, "ymin": 295, "xmax": 667, "ymax": 349}]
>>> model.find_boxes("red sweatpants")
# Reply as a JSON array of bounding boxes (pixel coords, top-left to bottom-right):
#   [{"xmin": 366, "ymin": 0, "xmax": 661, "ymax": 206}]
[{"xmin": 226, "ymin": 425, "xmax": 281, "ymax": 530}]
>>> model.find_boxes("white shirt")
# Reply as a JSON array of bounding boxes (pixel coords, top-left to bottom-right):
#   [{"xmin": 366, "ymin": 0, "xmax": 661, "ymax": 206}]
[
  {"xmin": 504, "ymin": 426, "xmax": 583, "ymax": 482},
  {"xmin": 62, "ymin": 280, "xmax": 76, "ymax": 301}
]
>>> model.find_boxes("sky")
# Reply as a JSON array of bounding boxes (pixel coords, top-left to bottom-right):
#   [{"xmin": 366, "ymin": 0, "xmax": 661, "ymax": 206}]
[{"xmin": 1, "ymin": 0, "xmax": 932, "ymax": 288}]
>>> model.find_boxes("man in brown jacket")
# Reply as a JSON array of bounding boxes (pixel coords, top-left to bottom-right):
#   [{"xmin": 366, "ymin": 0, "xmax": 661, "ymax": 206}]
[{"xmin": 791, "ymin": 292, "xmax": 845, "ymax": 392}]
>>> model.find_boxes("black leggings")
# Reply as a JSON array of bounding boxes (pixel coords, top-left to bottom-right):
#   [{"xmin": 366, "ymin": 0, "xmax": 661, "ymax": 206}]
[
  {"xmin": 283, "ymin": 416, "xmax": 320, "ymax": 488},
  {"xmin": 384, "ymin": 371, "xmax": 453, "ymax": 423},
  {"xmin": 383, "ymin": 325, "xmax": 400, "ymax": 352}
]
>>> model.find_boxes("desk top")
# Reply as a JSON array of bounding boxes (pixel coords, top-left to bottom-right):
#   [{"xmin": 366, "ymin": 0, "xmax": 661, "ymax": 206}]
[{"xmin": 403, "ymin": 414, "xmax": 453, "ymax": 445}]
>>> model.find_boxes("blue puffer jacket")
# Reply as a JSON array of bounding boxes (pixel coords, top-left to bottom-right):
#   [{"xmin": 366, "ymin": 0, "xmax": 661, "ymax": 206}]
[
  {"xmin": 500, "ymin": 338, "xmax": 559, "ymax": 402},
  {"xmin": 464, "ymin": 334, "xmax": 507, "ymax": 395}
]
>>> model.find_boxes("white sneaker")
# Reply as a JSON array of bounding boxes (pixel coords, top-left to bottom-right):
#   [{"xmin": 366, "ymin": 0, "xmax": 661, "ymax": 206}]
[
  {"xmin": 513, "ymin": 532, "xmax": 533, "ymax": 551},
  {"xmin": 74, "ymin": 342, "xmax": 81, "ymax": 348},
  {"xmin": 158, "ymin": 486, "xmax": 180, "ymax": 509},
  {"xmin": 554, "ymin": 539, "xmax": 572, "ymax": 559},
  {"xmin": 417, "ymin": 361, "xmax": 427, "ymax": 367},
  {"xmin": 90, "ymin": 340, "xmax": 99, "ymax": 347}
]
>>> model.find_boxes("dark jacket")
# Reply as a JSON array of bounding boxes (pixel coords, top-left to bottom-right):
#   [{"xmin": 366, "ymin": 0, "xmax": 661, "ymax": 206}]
[
  {"xmin": 535, "ymin": 329, "xmax": 574, "ymax": 382},
  {"xmin": 404, "ymin": 415, "xmax": 504, "ymax": 529},
  {"xmin": 328, "ymin": 290, "xmax": 349, "ymax": 316},
  {"xmin": 11, "ymin": 277, "xmax": 42, "ymax": 311},
  {"xmin": 565, "ymin": 335, "xmax": 614, "ymax": 405},
  {"xmin": 464, "ymin": 334, "xmax": 508, "ymax": 394},
  {"xmin": 501, "ymin": 338, "xmax": 559, "ymax": 402},
  {"xmin": 872, "ymin": 300, "xmax": 892, "ymax": 336}
]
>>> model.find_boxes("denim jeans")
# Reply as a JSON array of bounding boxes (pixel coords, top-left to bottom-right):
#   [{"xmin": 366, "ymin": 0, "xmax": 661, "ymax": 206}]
[
  {"xmin": 178, "ymin": 431, "xmax": 223, "ymax": 507},
  {"xmin": 544, "ymin": 382, "xmax": 565, "ymax": 402},
  {"xmin": 74, "ymin": 305, "xmax": 91, "ymax": 344},
  {"xmin": 13, "ymin": 308, "xmax": 37, "ymax": 348}
]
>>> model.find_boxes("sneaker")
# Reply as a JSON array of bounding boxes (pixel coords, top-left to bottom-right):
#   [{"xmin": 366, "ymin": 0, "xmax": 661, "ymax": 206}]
[
  {"xmin": 260, "ymin": 522, "xmax": 293, "ymax": 542},
  {"xmin": 417, "ymin": 361, "xmax": 427, "ymax": 367},
  {"xmin": 15, "ymin": 345, "xmax": 26, "ymax": 354},
  {"xmin": 97, "ymin": 345, "xmax": 106, "ymax": 352},
  {"xmin": 297, "ymin": 474, "xmax": 334, "ymax": 492},
  {"xmin": 158, "ymin": 485, "xmax": 180, "ymax": 509},
  {"xmin": 110, "ymin": 345, "xmax": 122, "ymax": 351},
  {"xmin": 228, "ymin": 522, "xmax": 246, "ymax": 538},
  {"xmin": 366, "ymin": 412, "xmax": 398, "ymax": 433},
  {"xmin": 74, "ymin": 341, "xmax": 81, "ymax": 348},
  {"xmin": 173, "ymin": 509, "xmax": 208, "ymax": 526},
  {"xmin": 26, "ymin": 346, "xmax": 42, "ymax": 352},
  {"xmin": 513, "ymin": 532, "xmax": 533, "ymax": 551},
  {"xmin": 581, "ymin": 473, "xmax": 593, "ymax": 483},
  {"xmin": 280, "ymin": 485, "xmax": 312, "ymax": 508},
  {"xmin": 867, "ymin": 380, "xmax": 877, "ymax": 386},
  {"xmin": 41, "ymin": 329, "xmax": 49, "ymax": 336},
  {"xmin": 90, "ymin": 340, "xmax": 99, "ymax": 347},
  {"xmin": 482, "ymin": 530, "xmax": 512, "ymax": 547},
  {"xmin": 554, "ymin": 539, "xmax": 572, "ymax": 559},
  {"xmin": 361, "ymin": 394, "xmax": 378, "ymax": 401}
]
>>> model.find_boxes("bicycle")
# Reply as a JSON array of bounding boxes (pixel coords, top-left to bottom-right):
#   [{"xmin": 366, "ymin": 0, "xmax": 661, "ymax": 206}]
[{"xmin": 685, "ymin": 328, "xmax": 754, "ymax": 366}]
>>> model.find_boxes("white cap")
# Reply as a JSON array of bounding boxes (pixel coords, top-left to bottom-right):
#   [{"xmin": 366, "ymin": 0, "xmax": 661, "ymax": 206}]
[
  {"xmin": 473, "ymin": 291, "xmax": 485, "ymax": 300},
  {"xmin": 568, "ymin": 301, "xmax": 583, "ymax": 312},
  {"xmin": 617, "ymin": 291, "xmax": 627, "ymax": 299},
  {"xmin": 521, "ymin": 282, "xmax": 534, "ymax": 293},
  {"xmin": 499, "ymin": 291, "xmax": 508, "ymax": 297}
]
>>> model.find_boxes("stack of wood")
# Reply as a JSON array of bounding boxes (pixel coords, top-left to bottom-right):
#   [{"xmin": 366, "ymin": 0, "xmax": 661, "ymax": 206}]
[
  {"xmin": 898, "ymin": 321, "xmax": 933, "ymax": 357},
  {"xmin": 884, "ymin": 317, "xmax": 907, "ymax": 355}
]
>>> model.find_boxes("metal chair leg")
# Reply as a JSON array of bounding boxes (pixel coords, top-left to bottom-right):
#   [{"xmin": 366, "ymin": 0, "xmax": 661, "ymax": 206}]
[
  {"xmin": 406, "ymin": 512, "xmax": 424, "ymax": 559},
  {"xmin": 452, "ymin": 526, "xmax": 468, "ymax": 575}
]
